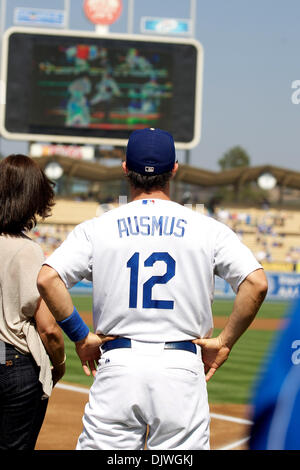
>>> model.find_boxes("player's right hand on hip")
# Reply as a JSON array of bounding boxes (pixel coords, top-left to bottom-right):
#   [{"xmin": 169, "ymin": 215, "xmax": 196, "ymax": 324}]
[{"xmin": 192, "ymin": 336, "xmax": 231, "ymax": 382}]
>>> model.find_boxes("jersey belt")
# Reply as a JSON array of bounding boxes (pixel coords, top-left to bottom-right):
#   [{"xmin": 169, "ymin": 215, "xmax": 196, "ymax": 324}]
[{"xmin": 101, "ymin": 337, "xmax": 197, "ymax": 354}]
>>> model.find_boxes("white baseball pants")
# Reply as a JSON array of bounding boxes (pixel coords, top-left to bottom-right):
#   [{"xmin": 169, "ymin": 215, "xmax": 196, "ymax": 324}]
[{"xmin": 76, "ymin": 340, "xmax": 210, "ymax": 450}]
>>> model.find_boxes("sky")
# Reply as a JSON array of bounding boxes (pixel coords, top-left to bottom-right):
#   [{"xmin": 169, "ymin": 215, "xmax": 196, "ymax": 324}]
[{"xmin": 0, "ymin": 0, "xmax": 300, "ymax": 173}]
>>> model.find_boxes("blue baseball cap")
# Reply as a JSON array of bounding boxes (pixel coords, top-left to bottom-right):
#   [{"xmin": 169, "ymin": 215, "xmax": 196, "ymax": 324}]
[{"xmin": 126, "ymin": 128, "xmax": 176, "ymax": 175}]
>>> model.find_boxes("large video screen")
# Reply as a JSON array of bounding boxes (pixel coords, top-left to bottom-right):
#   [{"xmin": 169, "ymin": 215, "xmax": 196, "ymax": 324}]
[{"xmin": 1, "ymin": 28, "xmax": 203, "ymax": 148}]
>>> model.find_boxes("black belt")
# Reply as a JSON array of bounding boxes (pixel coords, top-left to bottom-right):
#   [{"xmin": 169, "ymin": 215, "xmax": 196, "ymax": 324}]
[{"xmin": 101, "ymin": 337, "xmax": 197, "ymax": 354}]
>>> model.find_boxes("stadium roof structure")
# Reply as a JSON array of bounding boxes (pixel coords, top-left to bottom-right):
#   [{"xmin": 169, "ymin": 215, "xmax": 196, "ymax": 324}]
[
  {"xmin": 33, "ymin": 155, "xmax": 300, "ymax": 190},
  {"xmin": 175, "ymin": 164, "xmax": 300, "ymax": 190}
]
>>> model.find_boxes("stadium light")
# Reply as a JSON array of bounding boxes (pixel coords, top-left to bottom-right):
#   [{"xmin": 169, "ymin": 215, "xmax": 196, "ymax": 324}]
[
  {"xmin": 44, "ymin": 161, "xmax": 64, "ymax": 180},
  {"xmin": 257, "ymin": 172, "xmax": 277, "ymax": 190}
]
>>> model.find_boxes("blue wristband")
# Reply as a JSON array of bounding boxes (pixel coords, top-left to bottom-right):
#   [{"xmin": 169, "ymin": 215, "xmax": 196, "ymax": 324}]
[{"xmin": 57, "ymin": 307, "xmax": 89, "ymax": 342}]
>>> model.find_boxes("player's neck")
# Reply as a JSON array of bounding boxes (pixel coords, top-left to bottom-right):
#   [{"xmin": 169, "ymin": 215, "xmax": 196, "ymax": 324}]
[{"xmin": 130, "ymin": 186, "xmax": 171, "ymax": 202}]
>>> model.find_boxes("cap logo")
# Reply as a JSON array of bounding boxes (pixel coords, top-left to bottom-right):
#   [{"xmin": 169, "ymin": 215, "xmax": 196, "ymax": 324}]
[{"xmin": 126, "ymin": 128, "xmax": 175, "ymax": 176}]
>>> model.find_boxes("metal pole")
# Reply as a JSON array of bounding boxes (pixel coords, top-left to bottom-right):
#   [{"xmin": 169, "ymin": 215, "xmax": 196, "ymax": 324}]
[
  {"xmin": 95, "ymin": 24, "xmax": 109, "ymax": 34},
  {"xmin": 0, "ymin": 0, "xmax": 6, "ymax": 147},
  {"xmin": 185, "ymin": 149, "xmax": 190, "ymax": 165},
  {"xmin": 189, "ymin": 0, "xmax": 196, "ymax": 37},
  {"xmin": 64, "ymin": 0, "xmax": 70, "ymax": 29},
  {"xmin": 127, "ymin": 0, "xmax": 134, "ymax": 34},
  {"xmin": 0, "ymin": 0, "xmax": 6, "ymax": 38},
  {"xmin": 0, "ymin": 0, "xmax": 7, "ymax": 70},
  {"xmin": 184, "ymin": 1, "xmax": 196, "ymax": 169}
]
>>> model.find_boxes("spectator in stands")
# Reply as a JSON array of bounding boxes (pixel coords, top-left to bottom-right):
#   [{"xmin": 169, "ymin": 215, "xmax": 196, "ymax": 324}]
[{"xmin": 0, "ymin": 155, "xmax": 65, "ymax": 450}]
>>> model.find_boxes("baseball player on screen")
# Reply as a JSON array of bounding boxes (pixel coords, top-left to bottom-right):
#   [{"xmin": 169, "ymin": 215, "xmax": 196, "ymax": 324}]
[{"xmin": 37, "ymin": 128, "xmax": 268, "ymax": 450}]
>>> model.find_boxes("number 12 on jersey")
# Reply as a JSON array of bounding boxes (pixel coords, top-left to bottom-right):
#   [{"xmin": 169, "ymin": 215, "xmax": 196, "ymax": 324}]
[{"xmin": 127, "ymin": 252, "xmax": 175, "ymax": 309}]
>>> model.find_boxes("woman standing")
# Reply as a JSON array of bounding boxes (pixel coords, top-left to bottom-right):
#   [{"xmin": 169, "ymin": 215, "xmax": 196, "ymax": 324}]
[{"xmin": 0, "ymin": 154, "xmax": 65, "ymax": 450}]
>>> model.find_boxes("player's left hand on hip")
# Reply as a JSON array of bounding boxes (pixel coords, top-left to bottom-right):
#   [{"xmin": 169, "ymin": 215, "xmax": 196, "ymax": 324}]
[
  {"xmin": 75, "ymin": 332, "xmax": 102, "ymax": 377},
  {"xmin": 75, "ymin": 332, "xmax": 117, "ymax": 377},
  {"xmin": 97, "ymin": 334, "xmax": 118, "ymax": 345},
  {"xmin": 192, "ymin": 337, "xmax": 231, "ymax": 382}
]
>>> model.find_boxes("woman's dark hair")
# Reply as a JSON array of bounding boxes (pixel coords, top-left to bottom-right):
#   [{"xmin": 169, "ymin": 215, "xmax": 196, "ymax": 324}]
[
  {"xmin": 126, "ymin": 169, "xmax": 173, "ymax": 193},
  {"xmin": 0, "ymin": 154, "xmax": 55, "ymax": 235}
]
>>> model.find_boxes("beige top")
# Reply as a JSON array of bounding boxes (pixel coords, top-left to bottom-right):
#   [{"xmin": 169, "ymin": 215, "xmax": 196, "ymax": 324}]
[{"xmin": 0, "ymin": 234, "xmax": 52, "ymax": 397}]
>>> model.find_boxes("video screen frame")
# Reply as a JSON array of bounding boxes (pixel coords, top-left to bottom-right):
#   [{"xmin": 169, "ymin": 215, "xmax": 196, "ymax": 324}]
[{"xmin": 0, "ymin": 27, "xmax": 203, "ymax": 149}]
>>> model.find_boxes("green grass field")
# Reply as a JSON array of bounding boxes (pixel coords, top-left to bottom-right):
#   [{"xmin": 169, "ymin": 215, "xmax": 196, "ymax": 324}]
[
  {"xmin": 61, "ymin": 296, "xmax": 289, "ymax": 403},
  {"xmin": 212, "ymin": 298, "xmax": 289, "ymax": 319}
]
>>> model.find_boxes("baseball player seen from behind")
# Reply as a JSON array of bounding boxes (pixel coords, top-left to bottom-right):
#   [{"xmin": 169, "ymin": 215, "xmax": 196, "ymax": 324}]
[{"xmin": 37, "ymin": 128, "xmax": 268, "ymax": 450}]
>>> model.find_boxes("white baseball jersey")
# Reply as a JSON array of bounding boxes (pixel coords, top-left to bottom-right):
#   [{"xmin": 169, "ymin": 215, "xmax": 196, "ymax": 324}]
[{"xmin": 45, "ymin": 198, "xmax": 262, "ymax": 341}]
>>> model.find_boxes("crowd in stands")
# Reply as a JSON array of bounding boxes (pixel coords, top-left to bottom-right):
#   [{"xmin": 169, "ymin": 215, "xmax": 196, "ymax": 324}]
[
  {"xmin": 31, "ymin": 224, "xmax": 75, "ymax": 258},
  {"xmin": 214, "ymin": 207, "xmax": 300, "ymax": 268},
  {"xmin": 30, "ymin": 202, "xmax": 300, "ymax": 271}
]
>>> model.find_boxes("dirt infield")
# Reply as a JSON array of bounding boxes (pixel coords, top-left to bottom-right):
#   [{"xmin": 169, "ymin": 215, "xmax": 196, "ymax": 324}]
[
  {"xmin": 213, "ymin": 316, "xmax": 284, "ymax": 331},
  {"xmin": 79, "ymin": 312, "xmax": 284, "ymax": 332},
  {"xmin": 35, "ymin": 385, "xmax": 251, "ymax": 451}
]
